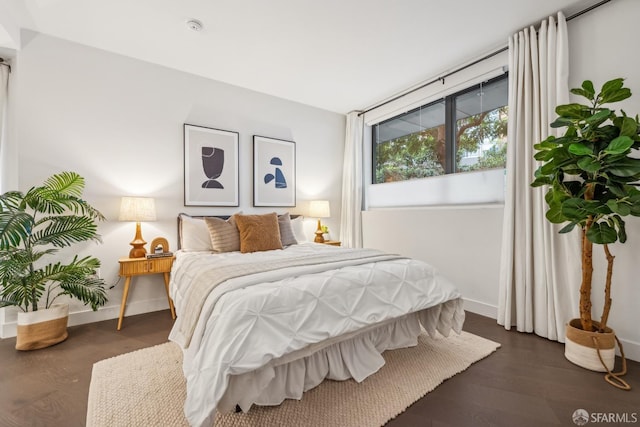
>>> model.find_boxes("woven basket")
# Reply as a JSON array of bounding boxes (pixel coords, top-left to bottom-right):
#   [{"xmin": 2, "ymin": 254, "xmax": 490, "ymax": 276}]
[
  {"xmin": 565, "ymin": 318, "xmax": 615, "ymax": 372},
  {"xmin": 16, "ymin": 304, "xmax": 69, "ymax": 351}
]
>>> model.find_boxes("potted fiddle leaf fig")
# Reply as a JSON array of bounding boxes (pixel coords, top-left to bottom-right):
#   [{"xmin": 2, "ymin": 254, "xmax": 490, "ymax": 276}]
[
  {"xmin": 532, "ymin": 78, "xmax": 640, "ymax": 389},
  {"xmin": 0, "ymin": 171, "xmax": 108, "ymax": 350}
]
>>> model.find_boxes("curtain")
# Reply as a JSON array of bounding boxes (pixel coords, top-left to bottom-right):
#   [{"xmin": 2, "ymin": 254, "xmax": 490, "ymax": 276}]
[
  {"xmin": 339, "ymin": 112, "xmax": 364, "ymax": 248},
  {"xmin": 0, "ymin": 63, "xmax": 9, "ymax": 193},
  {"xmin": 497, "ymin": 12, "xmax": 581, "ymax": 342}
]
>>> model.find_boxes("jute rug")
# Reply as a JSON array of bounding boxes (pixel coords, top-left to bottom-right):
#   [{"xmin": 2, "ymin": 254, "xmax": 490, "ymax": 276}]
[{"xmin": 87, "ymin": 331, "xmax": 500, "ymax": 426}]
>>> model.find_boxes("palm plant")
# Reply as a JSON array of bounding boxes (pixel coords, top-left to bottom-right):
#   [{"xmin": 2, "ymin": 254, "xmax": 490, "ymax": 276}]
[{"xmin": 0, "ymin": 171, "xmax": 108, "ymax": 312}]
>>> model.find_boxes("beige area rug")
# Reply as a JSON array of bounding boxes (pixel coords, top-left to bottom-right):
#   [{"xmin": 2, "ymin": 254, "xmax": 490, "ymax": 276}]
[{"xmin": 86, "ymin": 331, "xmax": 500, "ymax": 427}]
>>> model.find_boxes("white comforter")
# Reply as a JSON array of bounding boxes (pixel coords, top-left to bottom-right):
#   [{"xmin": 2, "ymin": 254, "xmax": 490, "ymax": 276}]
[{"xmin": 168, "ymin": 243, "xmax": 464, "ymax": 427}]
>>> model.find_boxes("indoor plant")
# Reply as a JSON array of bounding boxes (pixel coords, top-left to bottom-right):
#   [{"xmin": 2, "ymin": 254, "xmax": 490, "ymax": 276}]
[
  {"xmin": 532, "ymin": 78, "xmax": 640, "ymax": 389},
  {"xmin": 0, "ymin": 171, "xmax": 108, "ymax": 350}
]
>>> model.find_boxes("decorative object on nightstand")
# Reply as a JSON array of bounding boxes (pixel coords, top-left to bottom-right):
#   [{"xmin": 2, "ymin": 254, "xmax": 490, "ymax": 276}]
[
  {"xmin": 147, "ymin": 237, "xmax": 173, "ymax": 258},
  {"xmin": 117, "ymin": 238, "xmax": 176, "ymax": 330},
  {"xmin": 119, "ymin": 196, "xmax": 156, "ymax": 258},
  {"xmin": 309, "ymin": 200, "xmax": 330, "ymax": 243}
]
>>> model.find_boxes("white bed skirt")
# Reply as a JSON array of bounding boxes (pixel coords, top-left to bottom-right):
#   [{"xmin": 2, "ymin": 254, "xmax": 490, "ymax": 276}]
[{"xmin": 218, "ymin": 299, "xmax": 464, "ymax": 413}]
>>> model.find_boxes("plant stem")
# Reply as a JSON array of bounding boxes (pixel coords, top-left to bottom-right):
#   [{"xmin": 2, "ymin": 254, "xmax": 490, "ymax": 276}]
[
  {"xmin": 580, "ymin": 223, "xmax": 594, "ymax": 332},
  {"xmin": 600, "ymin": 244, "xmax": 615, "ymax": 332}
]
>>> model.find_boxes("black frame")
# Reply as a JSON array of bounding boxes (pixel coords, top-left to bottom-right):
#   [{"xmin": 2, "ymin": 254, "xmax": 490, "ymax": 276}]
[
  {"xmin": 183, "ymin": 123, "xmax": 240, "ymax": 207},
  {"xmin": 252, "ymin": 135, "xmax": 296, "ymax": 207}
]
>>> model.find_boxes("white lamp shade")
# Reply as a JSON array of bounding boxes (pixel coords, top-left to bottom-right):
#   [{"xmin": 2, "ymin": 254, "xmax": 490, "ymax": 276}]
[
  {"xmin": 309, "ymin": 200, "xmax": 330, "ymax": 218},
  {"xmin": 119, "ymin": 197, "xmax": 157, "ymax": 222}
]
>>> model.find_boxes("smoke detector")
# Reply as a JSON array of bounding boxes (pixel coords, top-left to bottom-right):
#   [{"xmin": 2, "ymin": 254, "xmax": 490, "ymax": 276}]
[{"xmin": 186, "ymin": 19, "xmax": 203, "ymax": 32}]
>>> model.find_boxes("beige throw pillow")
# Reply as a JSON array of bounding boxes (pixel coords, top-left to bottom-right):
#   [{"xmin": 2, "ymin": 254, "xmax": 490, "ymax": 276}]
[
  {"xmin": 234, "ymin": 212, "xmax": 283, "ymax": 253},
  {"xmin": 204, "ymin": 216, "xmax": 241, "ymax": 252}
]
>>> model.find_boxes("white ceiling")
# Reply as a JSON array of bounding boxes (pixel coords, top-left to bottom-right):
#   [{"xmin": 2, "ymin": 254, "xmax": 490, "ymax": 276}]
[{"xmin": 1, "ymin": 0, "xmax": 600, "ymax": 114}]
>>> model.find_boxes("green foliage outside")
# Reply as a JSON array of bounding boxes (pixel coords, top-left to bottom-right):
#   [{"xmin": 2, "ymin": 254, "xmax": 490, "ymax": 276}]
[{"xmin": 374, "ymin": 106, "xmax": 508, "ymax": 183}]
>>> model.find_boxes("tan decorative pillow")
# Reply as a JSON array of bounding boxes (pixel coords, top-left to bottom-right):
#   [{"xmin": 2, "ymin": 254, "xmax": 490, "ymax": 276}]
[
  {"xmin": 234, "ymin": 212, "xmax": 283, "ymax": 253},
  {"xmin": 204, "ymin": 217, "xmax": 240, "ymax": 252},
  {"xmin": 278, "ymin": 212, "xmax": 298, "ymax": 246}
]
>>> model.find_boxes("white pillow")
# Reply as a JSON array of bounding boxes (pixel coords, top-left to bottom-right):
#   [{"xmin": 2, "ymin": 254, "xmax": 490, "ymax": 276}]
[
  {"xmin": 179, "ymin": 214, "xmax": 213, "ymax": 251},
  {"xmin": 291, "ymin": 215, "xmax": 308, "ymax": 243}
]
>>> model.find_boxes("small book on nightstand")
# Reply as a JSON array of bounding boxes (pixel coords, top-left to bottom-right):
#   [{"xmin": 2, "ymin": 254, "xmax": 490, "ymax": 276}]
[{"xmin": 146, "ymin": 251, "xmax": 174, "ymax": 259}]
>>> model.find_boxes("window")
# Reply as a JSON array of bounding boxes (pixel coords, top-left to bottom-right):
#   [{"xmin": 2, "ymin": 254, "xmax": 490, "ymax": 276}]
[{"xmin": 372, "ymin": 74, "xmax": 508, "ymax": 184}]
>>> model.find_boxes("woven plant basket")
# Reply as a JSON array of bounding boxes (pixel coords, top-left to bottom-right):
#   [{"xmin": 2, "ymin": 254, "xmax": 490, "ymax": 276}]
[
  {"xmin": 16, "ymin": 303, "xmax": 69, "ymax": 351},
  {"xmin": 565, "ymin": 318, "xmax": 631, "ymax": 390},
  {"xmin": 565, "ymin": 318, "xmax": 614, "ymax": 372}
]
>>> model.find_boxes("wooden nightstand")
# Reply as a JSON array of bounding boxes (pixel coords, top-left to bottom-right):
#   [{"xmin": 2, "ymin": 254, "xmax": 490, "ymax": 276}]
[
  {"xmin": 117, "ymin": 256, "xmax": 176, "ymax": 330},
  {"xmin": 322, "ymin": 240, "xmax": 341, "ymax": 246}
]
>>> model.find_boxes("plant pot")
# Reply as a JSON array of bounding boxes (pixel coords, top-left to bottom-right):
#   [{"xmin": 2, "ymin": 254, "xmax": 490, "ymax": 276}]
[
  {"xmin": 565, "ymin": 318, "xmax": 615, "ymax": 372},
  {"xmin": 16, "ymin": 304, "xmax": 69, "ymax": 351}
]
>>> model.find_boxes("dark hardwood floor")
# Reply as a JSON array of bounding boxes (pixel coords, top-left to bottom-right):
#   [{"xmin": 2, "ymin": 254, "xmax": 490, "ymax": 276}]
[{"xmin": 0, "ymin": 311, "xmax": 637, "ymax": 427}]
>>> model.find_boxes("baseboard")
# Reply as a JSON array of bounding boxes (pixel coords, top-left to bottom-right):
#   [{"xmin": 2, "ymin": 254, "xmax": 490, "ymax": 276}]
[
  {"xmin": 617, "ymin": 337, "xmax": 640, "ymax": 363},
  {"xmin": 461, "ymin": 298, "xmax": 639, "ymax": 363},
  {"xmin": 0, "ymin": 298, "xmax": 171, "ymax": 338},
  {"xmin": 462, "ymin": 297, "xmax": 497, "ymax": 319}
]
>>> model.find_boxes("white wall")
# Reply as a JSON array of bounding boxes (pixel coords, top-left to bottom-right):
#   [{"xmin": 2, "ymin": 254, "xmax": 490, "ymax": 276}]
[
  {"xmin": 362, "ymin": 0, "xmax": 640, "ymax": 361},
  {"xmin": 0, "ymin": 32, "xmax": 345, "ymax": 336},
  {"xmin": 362, "ymin": 205, "xmax": 504, "ymax": 318}
]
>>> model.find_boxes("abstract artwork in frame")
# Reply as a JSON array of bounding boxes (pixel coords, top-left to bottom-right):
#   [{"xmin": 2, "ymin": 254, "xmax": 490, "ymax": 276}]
[
  {"xmin": 184, "ymin": 124, "xmax": 239, "ymax": 206},
  {"xmin": 253, "ymin": 135, "xmax": 296, "ymax": 207}
]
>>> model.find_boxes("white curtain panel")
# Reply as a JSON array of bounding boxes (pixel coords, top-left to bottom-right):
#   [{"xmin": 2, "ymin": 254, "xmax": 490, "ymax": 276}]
[
  {"xmin": 0, "ymin": 64, "xmax": 8, "ymax": 193},
  {"xmin": 339, "ymin": 112, "xmax": 364, "ymax": 248},
  {"xmin": 497, "ymin": 12, "xmax": 581, "ymax": 342}
]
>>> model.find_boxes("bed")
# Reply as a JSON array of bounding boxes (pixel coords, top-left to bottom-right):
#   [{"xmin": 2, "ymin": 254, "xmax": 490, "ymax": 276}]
[{"xmin": 169, "ymin": 212, "xmax": 465, "ymax": 427}]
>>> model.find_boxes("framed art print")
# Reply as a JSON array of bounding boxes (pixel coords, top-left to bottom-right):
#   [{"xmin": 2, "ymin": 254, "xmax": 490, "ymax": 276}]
[
  {"xmin": 184, "ymin": 124, "xmax": 239, "ymax": 206},
  {"xmin": 253, "ymin": 135, "xmax": 296, "ymax": 207}
]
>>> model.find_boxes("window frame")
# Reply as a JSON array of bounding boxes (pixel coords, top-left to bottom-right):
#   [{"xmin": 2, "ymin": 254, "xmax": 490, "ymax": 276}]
[{"xmin": 371, "ymin": 73, "xmax": 508, "ymax": 184}]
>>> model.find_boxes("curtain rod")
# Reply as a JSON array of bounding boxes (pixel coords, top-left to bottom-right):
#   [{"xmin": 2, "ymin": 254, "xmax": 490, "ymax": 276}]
[
  {"xmin": 358, "ymin": 0, "xmax": 611, "ymax": 117},
  {"xmin": 0, "ymin": 58, "xmax": 11, "ymax": 73}
]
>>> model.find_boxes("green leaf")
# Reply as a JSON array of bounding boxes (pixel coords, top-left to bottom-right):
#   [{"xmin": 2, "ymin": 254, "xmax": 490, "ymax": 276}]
[
  {"xmin": 618, "ymin": 116, "xmax": 639, "ymax": 138},
  {"xmin": 606, "ymin": 158, "xmax": 640, "ymax": 177},
  {"xmin": 603, "ymin": 88, "xmax": 632, "ymax": 104},
  {"xmin": 531, "ymin": 176, "xmax": 552, "ymax": 187},
  {"xmin": 584, "ymin": 109, "xmax": 611, "ymax": 125},
  {"xmin": 586, "ymin": 222, "xmax": 618, "ymax": 244},
  {"xmin": 611, "ymin": 215, "xmax": 627, "ymax": 243},
  {"xmin": 577, "ymin": 157, "xmax": 601, "ymax": 173},
  {"xmin": 581, "ymin": 80, "xmax": 595, "ymax": 98},
  {"xmin": 570, "ymin": 88, "xmax": 592, "ymax": 100},
  {"xmin": 558, "ymin": 222, "xmax": 578, "ymax": 233},
  {"xmin": 561, "ymin": 198, "xmax": 601, "ymax": 220},
  {"xmin": 603, "ymin": 136, "xmax": 634, "ymax": 155},
  {"xmin": 601, "ymin": 78, "xmax": 624, "ymax": 93},
  {"xmin": 556, "ymin": 103, "xmax": 592, "ymax": 119},
  {"xmin": 534, "ymin": 150, "xmax": 553, "ymax": 161},
  {"xmin": 606, "ymin": 199, "xmax": 631, "ymax": 216},
  {"xmin": 550, "ymin": 117, "xmax": 574, "ymax": 128},
  {"xmin": 568, "ymin": 143, "xmax": 593, "ymax": 156},
  {"xmin": 546, "ymin": 204, "xmax": 566, "ymax": 223}
]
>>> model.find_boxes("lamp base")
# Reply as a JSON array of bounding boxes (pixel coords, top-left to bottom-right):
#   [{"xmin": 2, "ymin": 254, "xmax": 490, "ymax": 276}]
[
  {"xmin": 314, "ymin": 219, "xmax": 325, "ymax": 243},
  {"xmin": 129, "ymin": 245, "xmax": 147, "ymax": 258},
  {"xmin": 128, "ymin": 222, "xmax": 147, "ymax": 258}
]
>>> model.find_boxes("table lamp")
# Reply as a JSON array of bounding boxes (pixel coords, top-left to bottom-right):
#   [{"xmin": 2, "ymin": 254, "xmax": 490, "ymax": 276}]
[
  {"xmin": 119, "ymin": 196, "xmax": 156, "ymax": 258},
  {"xmin": 309, "ymin": 200, "xmax": 330, "ymax": 243}
]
